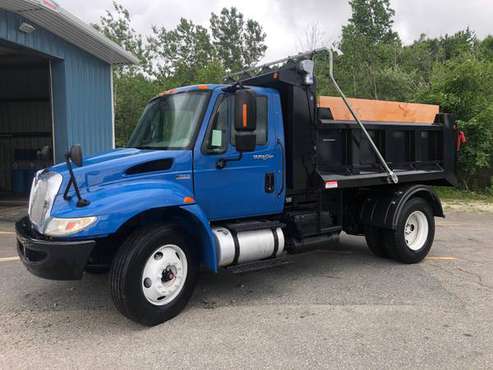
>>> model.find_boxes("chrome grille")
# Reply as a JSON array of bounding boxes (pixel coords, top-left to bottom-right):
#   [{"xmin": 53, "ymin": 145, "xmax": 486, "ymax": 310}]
[{"xmin": 28, "ymin": 171, "xmax": 63, "ymax": 233}]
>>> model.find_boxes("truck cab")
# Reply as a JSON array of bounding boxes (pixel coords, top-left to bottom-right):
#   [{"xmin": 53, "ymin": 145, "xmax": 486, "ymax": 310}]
[
  {"xmin": 191, "ymin": 85, "xmax": 285, "ymax": 220},
  {"xmin": 16, "ymin": 50, "xmax": 459, "ymax": 326}
]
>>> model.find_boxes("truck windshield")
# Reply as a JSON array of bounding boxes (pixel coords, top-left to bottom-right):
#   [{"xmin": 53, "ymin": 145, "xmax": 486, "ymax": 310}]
[{"xmin": 127, "ymin": 91, "xmax": 210, "ymax": 150}]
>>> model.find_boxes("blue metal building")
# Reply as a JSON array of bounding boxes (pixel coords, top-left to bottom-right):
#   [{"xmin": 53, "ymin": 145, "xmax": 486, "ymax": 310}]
[{"xmin": 0, "ymin": 0, "xmax": 137, "ymax": 196}]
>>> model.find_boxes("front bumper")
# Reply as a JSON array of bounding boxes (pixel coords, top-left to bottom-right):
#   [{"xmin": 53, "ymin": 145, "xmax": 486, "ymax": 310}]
[{"xmin": 16, "ymin": 216, "xmax": 96, "ymax": 280}]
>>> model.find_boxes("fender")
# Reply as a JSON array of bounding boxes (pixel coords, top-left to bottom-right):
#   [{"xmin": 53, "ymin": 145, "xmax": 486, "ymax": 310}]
[
  {"xmin": 179, "ymin": 204, "xmax": 218, "ymax": 272},
  {"xmin": 52, "ymin": 179, "xmax": 196, "ymax": 238},
  {"xmin": 360, "ymin": 185, "xmax": 444, "ymax": 230},
  {"xmin": 51, "ymin": 179, "xmax": 219, "ymax": 271}
]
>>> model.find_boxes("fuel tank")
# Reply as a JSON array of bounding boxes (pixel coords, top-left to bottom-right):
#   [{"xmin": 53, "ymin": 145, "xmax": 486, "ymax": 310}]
[{"xmin": 212, "ymin": 227, "xmax": 285, "ymax": 267}]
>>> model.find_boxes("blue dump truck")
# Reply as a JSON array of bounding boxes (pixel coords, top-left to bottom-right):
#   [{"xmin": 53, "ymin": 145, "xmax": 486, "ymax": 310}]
[{"xmin": 16, "ymin": 49, "xmax": 460, "ymax": 326}]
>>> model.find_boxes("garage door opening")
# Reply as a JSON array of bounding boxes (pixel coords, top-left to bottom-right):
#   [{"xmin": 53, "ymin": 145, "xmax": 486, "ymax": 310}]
[{"xmin": 0, "ymin": 42, "xmax": 53, "ymax": 202}]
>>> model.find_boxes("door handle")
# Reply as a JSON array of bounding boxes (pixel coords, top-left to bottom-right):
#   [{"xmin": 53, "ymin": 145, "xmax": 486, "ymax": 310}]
[
  {"xmin": 265, "ymin": 172, "xmax": 274, "ymax": 193},
  {"xmin": 216, "ymin": 153, "xmax": 243, "ymax": 169}
]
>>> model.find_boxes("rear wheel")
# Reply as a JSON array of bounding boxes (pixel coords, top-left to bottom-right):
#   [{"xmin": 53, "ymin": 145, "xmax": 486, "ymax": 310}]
[
  {"xmin": 364, "ymin": 227, "xmax": 388, "ymax": 258},
  {"xmin": 110, "ymin": 224, "xmax": 199, "ymax": 326},
  {"xmin": 384, "ymin": 197, "xmax": 435, "ymax": 264}
]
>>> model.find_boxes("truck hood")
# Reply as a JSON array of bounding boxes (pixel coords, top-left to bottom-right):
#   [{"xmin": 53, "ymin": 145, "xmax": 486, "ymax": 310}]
[{"xmin": 50, "ymin": 148, "xmax": 193, "ymax": 193}]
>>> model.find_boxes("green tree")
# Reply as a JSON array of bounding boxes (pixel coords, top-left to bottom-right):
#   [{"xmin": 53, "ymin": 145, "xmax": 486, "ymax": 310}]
[
  {"xmin": 337, "ymin": 0, "xmax": 401, "ymax": 99},
  {"xmin": 418, "ymin": 57, "xmax": 493, "ymax": 120},
  {"xmin": 93, "ymin": 1, "xmax": 151, "ymax": 75},
  {"xmin": 94, "ymin": 2, "xmax": 265, "ymax": 145},
  {"xmin": 148, "ymin": 19, "xmax": 217, "ymax": 82},
  {"xmin": 345, "ymin": 0, "xmax": 399, "ymax": 44},
  {"xmin": 457, "ymin": 109, "xmax": 493, "ymax": 188},
  {"xmin": 210, "ymin": 7, "xmax": 267, "ymax": 72},
  {"xmin": 479, "ymin": 36, "xmax": 493, "ymax": 60},
  {"xmin": 438, "ymin": 28, "xmax": 478, "ymax": 61},
  {"xmin": 113, "ymin": 75, "xmax": 159, "ymax": 147},
  {"xmin": 415, "ymin": 57, "xmax": 493, "ymax": 188}
]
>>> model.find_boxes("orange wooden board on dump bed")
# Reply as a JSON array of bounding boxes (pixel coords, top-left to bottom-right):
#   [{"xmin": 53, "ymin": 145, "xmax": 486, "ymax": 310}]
[{"xmin": 318, "ymin": 96, "xmax": 439, "ymax": 124}]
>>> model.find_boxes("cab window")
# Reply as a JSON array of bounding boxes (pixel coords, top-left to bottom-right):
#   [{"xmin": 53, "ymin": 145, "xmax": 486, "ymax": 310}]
[
  {"xmin": 204, "ymin": 94, "xmax": 268, "ymax": 154},
  {"xmin": 204, "ymin": 96, "xmax": 233, "ymax": 154}
]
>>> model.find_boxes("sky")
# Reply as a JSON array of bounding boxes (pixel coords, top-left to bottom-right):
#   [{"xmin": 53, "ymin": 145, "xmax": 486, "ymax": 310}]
[{"xmin": 60, "ymin": 0, "xmax": 493, "ymax": 61}]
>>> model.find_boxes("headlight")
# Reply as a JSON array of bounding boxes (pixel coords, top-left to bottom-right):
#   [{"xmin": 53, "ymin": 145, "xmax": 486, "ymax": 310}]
[{"xmin": 44, "ymin": 217, "xmax": 97, "ymax": 237}]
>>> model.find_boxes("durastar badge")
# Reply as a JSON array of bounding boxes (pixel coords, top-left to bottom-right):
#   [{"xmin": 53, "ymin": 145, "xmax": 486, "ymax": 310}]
[{"xmin": 253, "ymin": 154, "xmax": 274, "ymax": 161}]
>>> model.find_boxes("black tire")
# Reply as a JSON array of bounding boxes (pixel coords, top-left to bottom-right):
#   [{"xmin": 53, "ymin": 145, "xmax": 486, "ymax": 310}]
[
  {"xmin": 110, "ymin": 224, "xmax": 199, "ymax": 326},
  {"xmin": 384, "ymin": 197, "xmax": 435, "ymax": 264},
  {"xmin": 364, "ymin": 227, "xmax": 389, "ymax": 258}
]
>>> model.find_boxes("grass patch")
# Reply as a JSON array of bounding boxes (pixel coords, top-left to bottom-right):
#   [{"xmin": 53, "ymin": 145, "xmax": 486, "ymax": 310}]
[{"xmin": 434, "ymin": 186, "xmax": 493, "ymax": 203}]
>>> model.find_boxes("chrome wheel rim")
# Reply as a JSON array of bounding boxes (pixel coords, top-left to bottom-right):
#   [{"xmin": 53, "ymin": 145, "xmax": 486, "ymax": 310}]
[
  {"xmin": 404, "ymin": 211, "xmax": 429, "ymax": 251},
  {"xmin": 142, "ymin": 244, "xmax": 188, "ymax": 306}
]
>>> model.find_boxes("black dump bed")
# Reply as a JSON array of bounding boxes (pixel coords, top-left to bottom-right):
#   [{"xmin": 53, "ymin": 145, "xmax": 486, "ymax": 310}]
[
  {"xmin": 237, "ymin": 53, "xmax": 458, "ymax": 194},
  {"xmin": 316, "ymin": 114, "xmax": 458, "ymax": 189}
]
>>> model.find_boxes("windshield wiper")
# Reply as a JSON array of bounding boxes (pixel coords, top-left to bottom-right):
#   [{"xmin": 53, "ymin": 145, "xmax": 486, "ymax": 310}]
[{"xmin": 134, "ymin": 145, "xmax": 169, "ymax": 150}]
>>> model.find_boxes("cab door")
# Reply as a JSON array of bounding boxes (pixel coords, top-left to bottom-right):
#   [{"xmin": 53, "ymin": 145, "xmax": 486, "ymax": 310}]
[{"xmin": 193, "ymin": 92, "xmax": 284, "ymax": 221}]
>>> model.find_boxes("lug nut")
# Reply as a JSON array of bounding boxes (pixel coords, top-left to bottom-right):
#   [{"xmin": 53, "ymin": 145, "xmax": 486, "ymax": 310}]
[{"xmin": 143, "ymin": 278, "xmax": 152, "ymax": 288}]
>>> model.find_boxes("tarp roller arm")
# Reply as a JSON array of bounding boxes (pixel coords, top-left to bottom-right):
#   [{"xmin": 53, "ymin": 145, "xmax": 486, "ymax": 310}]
[{"xmin": 328, "ymin": 49, "xmax": 398, "ymax": 184}]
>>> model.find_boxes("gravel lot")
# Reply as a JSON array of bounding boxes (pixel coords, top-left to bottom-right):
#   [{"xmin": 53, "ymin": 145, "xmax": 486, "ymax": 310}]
[{"xmin": 0, "ymin": 211, "xmax": 492, "ymax": 369}]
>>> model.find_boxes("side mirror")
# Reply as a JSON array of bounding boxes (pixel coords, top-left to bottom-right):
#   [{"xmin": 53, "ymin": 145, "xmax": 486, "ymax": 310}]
[
  {"xmin": 69, "ymin": 144, "xmax": 83, "ymax": 167},
  {"xmin": 235, "ymin": 89, "xmax": 257, "ymax": 132},
  {"xmin": 235, "ymin": 132, "xmax": 257, "ymax": 152},
  {"xmin": 234, "ymin": 89, "xmax": 257, "ymax": 152}
]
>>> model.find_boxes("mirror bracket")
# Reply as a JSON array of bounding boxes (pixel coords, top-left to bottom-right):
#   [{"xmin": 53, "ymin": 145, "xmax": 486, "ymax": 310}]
[
  {"xmin": 222, "ymin": 81, "xmax": 244, "ymax": 93},
  {"xmin": 63, "ymin": 145, "xmax": 90, "ymax": 207}
]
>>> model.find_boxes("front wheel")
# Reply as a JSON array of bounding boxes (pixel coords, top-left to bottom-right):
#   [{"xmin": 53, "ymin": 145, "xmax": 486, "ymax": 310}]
[
  {"xmin": 110, "ymin": 224, "xmax": 199, "ymax": 326},
  {"xmin": 384, "ymin": 197, "xmax": 435, "ymax": 264}
]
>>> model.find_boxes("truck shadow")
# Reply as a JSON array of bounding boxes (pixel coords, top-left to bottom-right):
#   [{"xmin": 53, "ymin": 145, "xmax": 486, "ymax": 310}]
[
  {"xmin": 15, "ymin": 234, "xmax": 403, "ymax": 329},
  {"xmin": 188, "ymin": 234, "xmax": 394, "ymax": 309}
]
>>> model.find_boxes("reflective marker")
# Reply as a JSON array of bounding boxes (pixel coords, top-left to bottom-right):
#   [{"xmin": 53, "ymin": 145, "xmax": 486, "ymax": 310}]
[
  {"xmin": 0, "ymin": 257, "xmax": 20, "ymax": 263},
  {"xmin": 426, "ymin": 256, "xmax": 457, "ymax": 260},
  {"xmin": 325, "ymin": 180, "xmax": 338, "ymax": 189}
]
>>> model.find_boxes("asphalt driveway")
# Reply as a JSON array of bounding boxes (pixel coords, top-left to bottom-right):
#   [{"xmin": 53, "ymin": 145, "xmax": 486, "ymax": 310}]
[{"xmin": 0, "ymin": 211, "xmax": 492, "ymax": 369}]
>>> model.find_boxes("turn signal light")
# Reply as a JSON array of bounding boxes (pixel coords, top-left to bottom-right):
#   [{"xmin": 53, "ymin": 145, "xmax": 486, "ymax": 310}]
[
  {"xmin": 242, "ymin": 104, "xmax": 248, "ymax": 128},
  {"xmin": 159, "ymin": 88, "xmax": 177, "ymax": 96}
]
